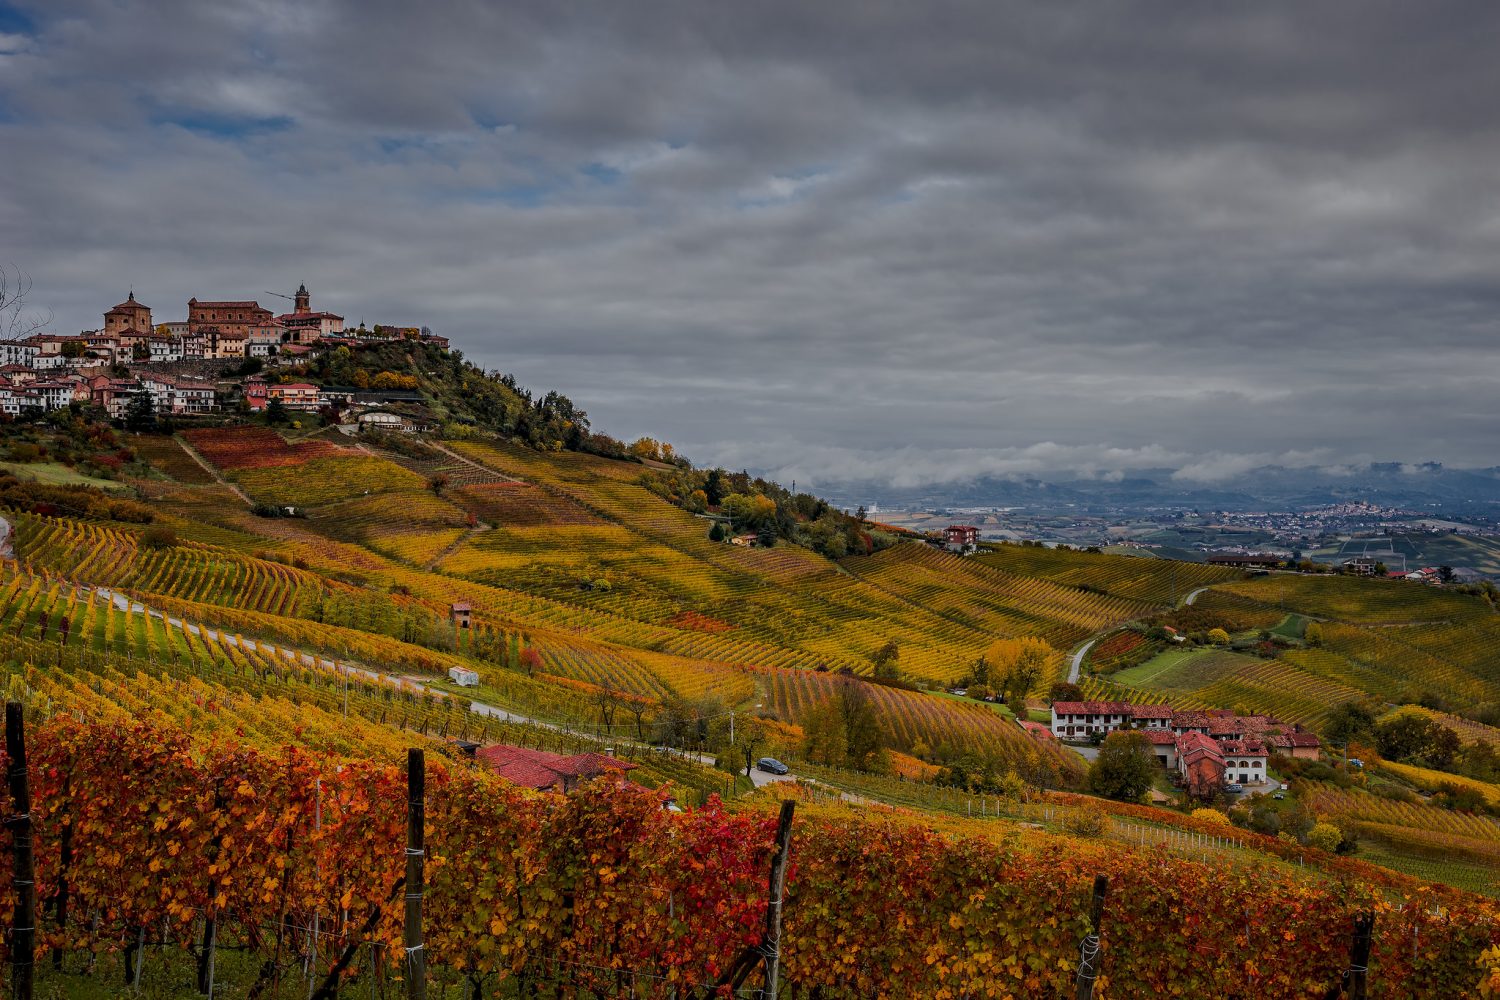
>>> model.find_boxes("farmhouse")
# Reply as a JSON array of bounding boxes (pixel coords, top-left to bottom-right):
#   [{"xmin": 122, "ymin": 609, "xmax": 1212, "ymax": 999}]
[
  {"xmin": 475, "ymin": 745, "xmax": 638, "ymax": 793},
  {"xmin": 1049, "ymin": 699, "xmax": 1317, "ymax": 780},
  {"xmin": 944, "ymin": 524, "xmax": 980, "ymax": 553},
  {"xmin": 1050, "ymin": 700, "xmax": 1134, "ymax": 737},
  {"xmin": 447, "ymin": 666, "xmax": 479, "ymax": 687},
  {"xmin": 1142, "ymin": 729, "xmax": 1179, "ymax": 769},
  {"xmin": 1219, "ymin": 738, "xmax": 1269, "ymax": 784},
  {"xmin": 1176, "ymin": 731, "xmax": 1225, "ymax": 796},
  {"xmin": 449, "ymin": 602, "xmax": 473, "ymax": 629},
  {"xmin": 1269, "ymin": 729, "xmax": 1323, "ymax": 761}
]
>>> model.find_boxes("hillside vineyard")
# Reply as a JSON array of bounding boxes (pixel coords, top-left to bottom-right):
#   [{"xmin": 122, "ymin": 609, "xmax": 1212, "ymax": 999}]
[{"xmin": 0, "ymin": 336, "xmax": 1498, "ymax": 998}]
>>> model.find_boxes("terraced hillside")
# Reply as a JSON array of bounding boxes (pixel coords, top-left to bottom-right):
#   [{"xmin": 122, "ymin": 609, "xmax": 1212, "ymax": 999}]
[
  {"xmin": 8, "ymin": 418, "xmax": 1500, "ymax": 997},
  {"xmin": 976, "ymin": 543, "xmax": 1240, "ymax": 605},
  {"xmin": 1203, "ymin": 573, "xmax": 1500, "ymax": 710},
  {"xmin": 2, "ymin": 426, "xmax": 1121, "ymax": 776}
]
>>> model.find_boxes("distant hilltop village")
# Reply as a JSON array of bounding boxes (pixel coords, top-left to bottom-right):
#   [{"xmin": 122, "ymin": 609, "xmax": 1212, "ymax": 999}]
[{"xmin": 0, "ymin": 285, "xmax": 448, "ymax": 419}]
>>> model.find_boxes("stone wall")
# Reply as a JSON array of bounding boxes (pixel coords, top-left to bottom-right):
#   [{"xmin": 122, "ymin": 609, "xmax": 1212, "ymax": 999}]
[{"xmin": 124, "ymin": 359, "xmax": 249, "ymax": 382}]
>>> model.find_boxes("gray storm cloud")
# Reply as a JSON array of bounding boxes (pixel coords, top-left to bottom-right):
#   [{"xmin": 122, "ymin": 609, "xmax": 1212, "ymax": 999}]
[{"xmin": 2, "ymin": 1, "xmax": 1498, "ymax": 488}]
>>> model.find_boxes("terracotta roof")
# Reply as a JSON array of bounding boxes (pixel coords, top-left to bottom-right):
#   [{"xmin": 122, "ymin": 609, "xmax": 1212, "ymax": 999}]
[
  {"xmin": 1142, "ymin": 729, "xmax": 1179, "ymax": 745},
  {"xmin": 1271, "ymin": 732, "xmax": 1322, "ymax": 748},
  {"xmin": 1220, "ymin": 739, "xmax": 1267, "ymax": 756},
  {"xmin": 1130, "ymin": 704, "xmax": 1174, "ymax": 720},
  {"xmin": 277, "ymin": 311, "xmax": 344, "ymax": 321},
  {"xmin": 107, "ymin": 292, "xmax": 149, "ymax": 312},
  {"xmin": 1176, "ymin": 731, "xmax": 1223, "ymax": 765},
  {"xmin": 475, "ymin": 745, "xmax": 637, "ymax": 791},
  {"xmin": 1172, "ymin": 711, "xmax": 1211, "ymax": 729},
  {"xmin": 1052, "ymin": 700, "xmax": 1134, "ymax": 715},
  {"xmin": 190, "ymin": 299, "xmax": 266, "ymax": 308}
]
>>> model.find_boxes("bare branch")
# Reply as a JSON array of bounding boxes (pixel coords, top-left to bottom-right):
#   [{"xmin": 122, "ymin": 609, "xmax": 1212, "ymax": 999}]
[{"xmin": 0, "ymin": 264, "xmax": 51, "ymax": 341}]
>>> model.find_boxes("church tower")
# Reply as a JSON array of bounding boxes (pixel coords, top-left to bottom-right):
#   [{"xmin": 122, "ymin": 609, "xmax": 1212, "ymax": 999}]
[
  {"xmin": 294, "ymin": 282, "xmax": 310, "ymax": 313},
  {"xmin": 103, "ymin": 290, "xmax": 152, "ymax": 335}
]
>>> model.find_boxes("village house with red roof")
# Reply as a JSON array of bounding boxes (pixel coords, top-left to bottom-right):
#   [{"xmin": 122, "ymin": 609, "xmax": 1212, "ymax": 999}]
[
  {"xmin": 1049, "ymin": 698, "xmax": 1309, "ymax": 794},
  {"xmin": 474, "ymin": 744, "xmax": 638, "ymax": 793}
]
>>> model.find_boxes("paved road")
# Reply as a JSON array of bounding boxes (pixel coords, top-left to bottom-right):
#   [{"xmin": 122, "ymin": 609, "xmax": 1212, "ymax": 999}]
[
  {"xmin": 748, "ymin": 765, "xmax": 798, "ymax": 788},
  {"xmin": 0, "ymin": 515, "xmax": 12, "ymax": 560},
  {"xmin": 1183, "ymin": 586, "xmax": 1212, "ymax": 606},
  {"xmin": 1067, "ymin": 638, "xmax": 1098, "ymax": 684}
]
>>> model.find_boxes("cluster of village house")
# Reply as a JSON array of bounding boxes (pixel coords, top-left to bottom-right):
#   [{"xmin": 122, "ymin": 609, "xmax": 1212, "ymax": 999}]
[
  {"xmin": 0, "ymin": 286, "xmax": 447, "ymax": 421},
  {"xmin": 1042, "ymin": 700, "xmax": 1322, "ymax": 789}
]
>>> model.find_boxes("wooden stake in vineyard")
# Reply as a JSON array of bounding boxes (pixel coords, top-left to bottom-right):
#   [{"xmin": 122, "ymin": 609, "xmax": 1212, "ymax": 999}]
[
  {"xmin": 1321, "ymin": 912, "xmax": 1374, "ymax": 1000},
  {"xmin": 5, "ymin": 702, "xmax": 36, "ymax": 1000},
  {"xmin": 403, "ymin": 749, "xmax": 427, "ymax": 1000},
  {"xmin": 704, "ymin": 799, "xmax": 796, "ymax": 999},
  {"xmin": 1075, "ymin": 875, "xmax": 1109, "ymax": 1000}
]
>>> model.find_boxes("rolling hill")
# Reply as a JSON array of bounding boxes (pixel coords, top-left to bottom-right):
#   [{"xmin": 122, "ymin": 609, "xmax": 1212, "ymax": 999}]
[{"xmin": 3, "ymin": 384, "xmax": 1500, "ymax": 995}]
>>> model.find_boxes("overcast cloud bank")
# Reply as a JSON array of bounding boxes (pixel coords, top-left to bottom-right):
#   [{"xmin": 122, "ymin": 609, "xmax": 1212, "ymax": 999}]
[{"xmin": 3, "ymin": 1, "xmax": 1498, "ymax": 489}]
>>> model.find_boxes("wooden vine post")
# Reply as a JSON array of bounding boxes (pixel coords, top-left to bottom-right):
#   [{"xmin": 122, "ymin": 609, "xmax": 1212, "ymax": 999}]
[
  {"xmin": 1074, "ymin": 875, "xmax": 1109, "ymax": 1000},
  {"xmin": 1348, "ymin": 912, "xmax": 1373, "ymax": 1000},
  {"xmin": 1322, "ymin": 912, "xmax": 1374, "ymax": 1000},
  {"xmin": 403, "ymin": 749, "xmax": 427, "ymax": 1000},
  {"xmin": 704, "ymin": 799, "xmax": 797, "ymax": 998},
  {"xmin": 5, "ymin": 702, "xmax": 35, "ymax": 1000},
  {"xmin": 763, "ymin": 798, "xmax": 796, "ymax": 1000}
]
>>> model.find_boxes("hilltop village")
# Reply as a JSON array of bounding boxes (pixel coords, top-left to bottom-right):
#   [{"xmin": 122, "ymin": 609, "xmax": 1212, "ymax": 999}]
[{"xmin": 0, "ymin": 286, "xmax": 447, "ymax": 423}]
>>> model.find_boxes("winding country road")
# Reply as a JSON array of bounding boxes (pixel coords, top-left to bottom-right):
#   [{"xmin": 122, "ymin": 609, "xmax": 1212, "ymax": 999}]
[
  {"xmin": 1066, "ymin": 638, "xmax": 1098, "ymax": 684},
  {"xmin": 1183, "ymin": 586, "xmax": 1212, "ymax": 606}
]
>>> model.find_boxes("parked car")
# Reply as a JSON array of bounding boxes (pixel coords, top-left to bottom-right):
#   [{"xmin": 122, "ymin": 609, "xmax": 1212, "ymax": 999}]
[
  {"xmin": 757, "ymin": 757, "xmax": 790, "ymax": 775},
  {"xmin": 1272, "ymin": 792, "xmax": 1286, "ymax": 800}
]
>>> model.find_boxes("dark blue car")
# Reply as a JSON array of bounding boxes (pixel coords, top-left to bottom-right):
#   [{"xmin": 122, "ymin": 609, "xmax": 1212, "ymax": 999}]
[{"xmin": 756, "ymin": 757, "xmax": 789, "ymax": 775}]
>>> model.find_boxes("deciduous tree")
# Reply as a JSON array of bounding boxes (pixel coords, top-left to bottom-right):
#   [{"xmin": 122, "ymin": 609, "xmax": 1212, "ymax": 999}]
[{"xmin": 1087, "ymin": 731, "xmax": 1157, "ymax": 801}]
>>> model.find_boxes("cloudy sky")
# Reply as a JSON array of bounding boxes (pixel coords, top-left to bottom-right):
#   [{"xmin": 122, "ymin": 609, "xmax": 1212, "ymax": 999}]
[{"xmin": 3, "ymin": 2, "xmax": 1498, "ymax": 487}]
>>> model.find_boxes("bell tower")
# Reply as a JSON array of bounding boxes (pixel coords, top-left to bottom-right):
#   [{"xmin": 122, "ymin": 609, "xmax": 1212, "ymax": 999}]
[{"xmin": 294, "ymin": 282, "xmax": 310, "ymax": 313}]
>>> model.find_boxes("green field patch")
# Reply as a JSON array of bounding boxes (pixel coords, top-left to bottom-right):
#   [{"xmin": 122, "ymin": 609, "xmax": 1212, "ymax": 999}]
[
  {"xmin": 1270, "ymin": 613, "xmax": 1308, "ymax": 640},
  {"xmin": 0, "ymin": 461, "xmax": 131, "ymax": 492},
  {"xmin": 934, "ymin": 690, "xmax": 1016, "ymax": 719},
  {"xmin": 1111, "ymin": 646, "xmax": 1262, "ymax": 690}
]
